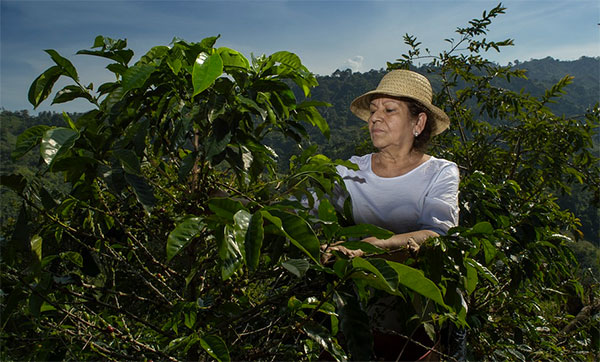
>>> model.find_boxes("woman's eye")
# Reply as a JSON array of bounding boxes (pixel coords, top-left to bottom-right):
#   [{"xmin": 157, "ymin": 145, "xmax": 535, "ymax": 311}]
[{"xmin": 386, "ymin": 108, "xmax": 395, "ymax": 113}]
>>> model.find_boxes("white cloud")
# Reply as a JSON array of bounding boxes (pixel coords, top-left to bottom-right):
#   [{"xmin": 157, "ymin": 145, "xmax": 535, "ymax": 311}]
[{"xmin": 342, "ymin": 56, "xmax": 364, "ymax": 72}]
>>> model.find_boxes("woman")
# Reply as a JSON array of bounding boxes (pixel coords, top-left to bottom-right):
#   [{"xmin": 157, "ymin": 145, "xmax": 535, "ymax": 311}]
[
  {"xmin": 323, "ymin": 69, "xmax": 462, "ymax": 361},
  {"xmin": 325, "ymin": 69, "xmax": 459, "ymax": 259}
]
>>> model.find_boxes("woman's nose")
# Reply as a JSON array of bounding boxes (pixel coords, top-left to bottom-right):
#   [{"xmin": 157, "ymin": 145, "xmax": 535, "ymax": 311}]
[{"xmin": 370, "ymin": 111, "xmax": 382, "ymax": 123}]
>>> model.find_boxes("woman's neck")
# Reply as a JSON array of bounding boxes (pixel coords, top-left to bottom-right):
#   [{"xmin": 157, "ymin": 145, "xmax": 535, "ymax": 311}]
[{"xmin": 371, "ymin": 150, "xmax": 430, "ymax": 177}]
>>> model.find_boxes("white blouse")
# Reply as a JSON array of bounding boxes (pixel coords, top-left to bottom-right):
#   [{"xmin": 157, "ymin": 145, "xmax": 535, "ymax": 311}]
[{"xmin": 334, "ymin": 154, "xmax": 460, "ymax": 235}]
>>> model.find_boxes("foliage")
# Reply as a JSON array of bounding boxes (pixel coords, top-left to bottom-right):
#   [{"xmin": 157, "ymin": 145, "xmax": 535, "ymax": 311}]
[
  {"xmin": 1, "ymin": 4, "xmax": 599, "ymax": 361},
  {"xmin": 386, "ymin": 3, "xmax": 599, "ymax": 359}
]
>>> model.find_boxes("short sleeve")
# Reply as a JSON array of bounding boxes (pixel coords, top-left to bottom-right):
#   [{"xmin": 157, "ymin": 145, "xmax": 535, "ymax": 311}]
[{"xmin": 418, "ymin": 163, "xmax": 460, "ymax": 235}]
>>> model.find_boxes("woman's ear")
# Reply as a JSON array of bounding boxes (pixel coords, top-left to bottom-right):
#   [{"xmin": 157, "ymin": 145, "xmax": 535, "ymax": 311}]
[{"xmin": 415, "ymin": 112, "xmax": 427, "ymax": 134}]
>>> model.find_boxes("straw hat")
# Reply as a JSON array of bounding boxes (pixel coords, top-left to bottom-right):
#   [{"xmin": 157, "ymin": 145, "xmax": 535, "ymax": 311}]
[{"xmin": 350, "ymin": 70, "xmax": 450, "ymax": 136}]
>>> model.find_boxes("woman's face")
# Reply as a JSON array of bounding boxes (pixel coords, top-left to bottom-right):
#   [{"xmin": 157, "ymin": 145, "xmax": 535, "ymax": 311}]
[{"xmin": 368, "ymin": 96, "xmax": 422, "ymax": 153}]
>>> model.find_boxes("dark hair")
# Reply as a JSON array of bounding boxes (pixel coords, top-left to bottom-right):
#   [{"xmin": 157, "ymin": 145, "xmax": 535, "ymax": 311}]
[{"xmin": 401, "ymin": 97, "xmax": 433, "ymax": 152}]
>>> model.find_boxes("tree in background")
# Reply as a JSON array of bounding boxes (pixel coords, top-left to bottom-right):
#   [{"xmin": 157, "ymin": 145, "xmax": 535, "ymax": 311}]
[{"xmin": 1, "ymin": 3, "xmax": 598, "ymax": 360}]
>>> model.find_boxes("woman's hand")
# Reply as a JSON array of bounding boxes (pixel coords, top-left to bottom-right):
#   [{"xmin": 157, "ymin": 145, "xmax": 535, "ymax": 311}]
[{"xmin": 321, "ymin": 241, "xmax": 365, "ymax": 264}]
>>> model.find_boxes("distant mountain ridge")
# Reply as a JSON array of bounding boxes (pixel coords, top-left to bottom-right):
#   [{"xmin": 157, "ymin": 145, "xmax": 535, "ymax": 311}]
[{"xmin": 509, "ymin": 56, "xmax": 599, "ymax": 116}]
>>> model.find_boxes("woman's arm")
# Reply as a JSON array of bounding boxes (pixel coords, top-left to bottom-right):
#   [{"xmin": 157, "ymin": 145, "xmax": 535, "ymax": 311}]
[
  {"xmin": 363, "ymin": 229, "xmax": 439, "ymax": 251},
  {"xmin": 362, "ymin": 229, "xmax": 438, "ymax": 262},
  {"xmin": 322, "ymin": 229, "xmax": 439, "ymax": 262}
]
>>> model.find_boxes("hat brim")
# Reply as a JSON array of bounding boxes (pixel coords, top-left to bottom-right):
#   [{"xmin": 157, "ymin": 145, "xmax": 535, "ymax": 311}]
[{"xmin": 350, "ymin": 91, "xmax": 450, "ymax": 137}]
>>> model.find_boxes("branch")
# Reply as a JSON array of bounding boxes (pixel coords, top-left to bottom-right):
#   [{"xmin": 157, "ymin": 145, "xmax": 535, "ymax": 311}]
[
  {"xmin": 57, "ymin": 286, "xmax": 175, "ymax": 339},
  {"xmin": 11, "ymin": 271, "xmax": 177, "ymax": 361}
]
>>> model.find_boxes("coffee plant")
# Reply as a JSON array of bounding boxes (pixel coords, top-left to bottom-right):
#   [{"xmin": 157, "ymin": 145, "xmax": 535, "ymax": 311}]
[{"xmin": 1, "ymin": 4, "xmax": 598, "ymax": 360}]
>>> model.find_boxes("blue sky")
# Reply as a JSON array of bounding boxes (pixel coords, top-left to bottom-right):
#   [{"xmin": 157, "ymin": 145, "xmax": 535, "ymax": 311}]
[{"xmin": 1, "ymin": 0, "xmax": 598, "ymax": 113}]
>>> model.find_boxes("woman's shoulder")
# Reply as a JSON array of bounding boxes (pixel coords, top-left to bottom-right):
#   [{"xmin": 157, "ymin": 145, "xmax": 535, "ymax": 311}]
[
  {"xmin": 425, "ymin": 156, "xmax": 460, "ymax": 180},
  {"xmin": 428, "ymin": 156, "xmax": 458, "ymax": 170}
]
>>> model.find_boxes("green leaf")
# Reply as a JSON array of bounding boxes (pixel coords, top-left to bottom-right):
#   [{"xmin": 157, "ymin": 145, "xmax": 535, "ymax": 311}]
[
  {"xmin": 0, "ymin": 282, "xmax": 26, "ymax": 325},
  {"xmin": 167, "ymin": 335, "xmax": 197, "ymax": 353},
  {"xmin": 287, "ymin": 296, "xmax": 303, "ymax": 312},
  {"xmin": 465, "ymin": 257, "xmax": 499, "ymax": 285},
  {"xmin": 200, "ymin": 335, "xmax": 230, "ymax": 362},
  {"xmin": 358, "ymin": 257, "xmax": 402, "ymax": 291},
  {"xmin": 385, "ymin": 259, "xmax": 447, "ymax": 307},
  {"xmin": 167, "ymin": 56, "xmax": 183, "ymax": 75},
  {"xmin": 338, "ymin": 240, "xmax": 385, "ymax": 255},
  {"xmin": 122, "ymin": 63, "xmax": 156, "ymax": 93},
  {"xmin": 245, "ymin": 211, "xmax": 264, "ymax": 271},
  {"xmin": 11, "ymin": 204, "xmax": 30, "ymax": 249},
  {"xmin": 192, "ymin": 52, "xmax": 223, "ymax": 97},
  {"xmin": 113, "ymin": 149, "xmax": 142, "ymax": 175},
  {"xmin": 60, "ymin": 251, "xmax": 83, "ymax": 268},
  {"xmin": 339, "ymin": 224, "xmax": 394, "ymax": 240},
  {"xmin": 269, "ymin": 51, "xmax": 302, "ymax": 69},
  {"xmin": 220, "ymin": 224, "xmax": 244, "ymax": 280},
  {"xmin": 423, "ymin": 322, "xmax": 436, "ymax": 343},
  {"xmin": 28, "ymin": 65, "xmax": 62, "ymax": 108},
  {"xmin": 184, "ymin": 309, "xmax": 197, "ymax": 329},
  {"xmin": 28, "ymin": 294, "xmax": 44, "ymax": 318},
  {"xmin": 123, "ymin": 172, "xmax": 156, "ymax": 213},
  {"xmin": 302, "ymin": 321, "xmax": 347, "ymax": 361},
  {"xmin": 480, "ymin": 237, "xmax": 497, "ymax": 265},
  {"xmin": 233, "ymin": 209, "xmax": 251, "ymax": 255},
  {"xmin": 317, "ymin": 198, "xmax": 337, "ymax": 222},
  {"xmin": 166, "ymin": 216, "xmax": 205, "ymax": 262},
  {"xmin": 218, "ymin": 47, "xmax": 249, "ymax": 69},
  {"xmin": 350, "ymin": 257, "xmax": 398, "ymax": 294},
  {"xmin": 0, "ymin": 174, "xmax": 27, "ymax": 194},
  {"xmin": 30, "ymin": 235, "xmax": 42, "ymax": 262},
  {"xmin": 39, "ymin": 187, "xmax": 58, "ymax": 210},
  {"xmin": 208, "ymin": 198, "xmax": 245, "ymax": 221},
  {"xmin": 12, "ymin": 125, "xmax": 51, "ymax": 159},
  {"xmin": 40, "ymin": 302, "xmax": 56, "ymax": 313},
  {"xmin": 198, "ymin": 35, "xmax": 220, "ymax": 50},
  {"xmin": 52, "ymin": 85, "xmax": 93, "ymax": 104},
  {"xmin": 336, "ymin": 159, "xmax": 360, "ymax": 171},
  {"xmin": 282, "ymin": 258, "xmax": 310, "ymax": 277},
  {"xmin": 62, "ymin": 112, "xmax": 77, "ymax": 130},
  {"xmin": 40, "ymin": 127, "xmax": 79, "ymax": 166},
  {"xmin": 106, "ymin": 63, "xmax": 128, "ymax": 76},
  {"xmin": 140, "ymin": 45, "xmax": 169, "ymax": 63},
  {"xmin": 237, "ymin": 95, "xmax": 267, "ymax": 120},
  {"xmin": 351, "ymin": 258, "xmax": 446, "ymax": 307},
  {"xmin": 45, "ymin": 49, "xmax": 79, "ymax": 81},
  {"xmin": 468, "ymin": 221, "xmax": 494, "ymax": 235},
  {"xmin": 206, "ymin": 123, "xmax": 231, "ymax": 160},
  {"xmin": 77, "ymin": 47, "xmax": 134, "ymax": 65},
  {"xmin": 464, "ymin": 258, "xmax": 478, "ymax": 295},
  {"xmin": 178, "ymin": 151, "xmax": 197, "ymax": 182},
  {"xmin": 296, "ymin": 103, "xmax": 331, "ymax": 139},
  {"xmin": 263, "ymin": 209, "xmax": 320, "ymax": 264},
  {"xmin": 338, "ymin": 293, "xmax": 373, "ymax": 361}
]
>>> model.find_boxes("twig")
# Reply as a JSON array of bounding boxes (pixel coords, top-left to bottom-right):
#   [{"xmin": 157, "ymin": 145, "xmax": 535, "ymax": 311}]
[{"xmin": 12, "ymin": 271, "xmax": 177, "ymax": 361}]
